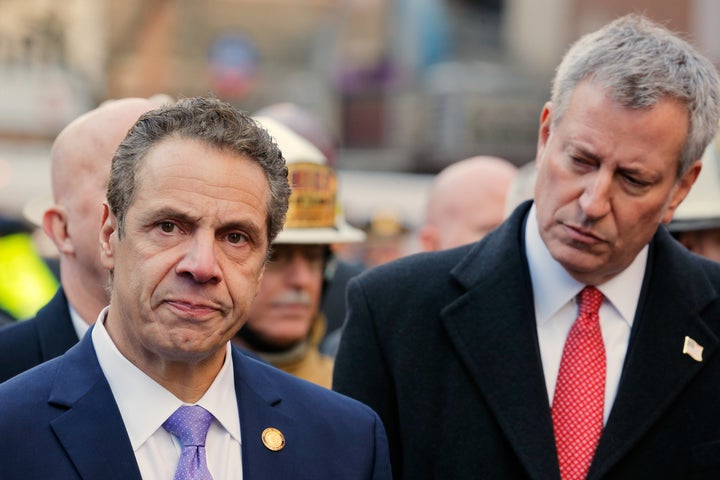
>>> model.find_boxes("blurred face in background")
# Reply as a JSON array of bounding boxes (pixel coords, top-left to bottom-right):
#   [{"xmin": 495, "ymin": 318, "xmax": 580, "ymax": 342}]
[
  {"xmin": 676, "ymin": 228, "xmax": 720, "ymax": 262},
  {"xmin": 243, "ymin": 244, "xmax": 325, "ymax": 347}
]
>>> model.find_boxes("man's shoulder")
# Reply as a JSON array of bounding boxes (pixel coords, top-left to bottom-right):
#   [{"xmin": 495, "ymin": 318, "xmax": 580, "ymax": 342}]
[
  {"xmin": 0, "ymin": 288, "xmax": 71, "ymax": 344},
  {"xmin": 0, "ymin": 316, "xmax": 44, "ymax": 382},
  {"xmin": 359, "ymin": 244, "xmax": 475, "ymax": 284},
  {"xmin": 357, "ymin": 210, "xmax": 525, "ymax": 288},
  {"xmin": 0, "ymin": 354, "xmax": 61, "ymax": 409},
  {"xmin": 655, "ymin": 228, "xmax": 720, "ymax": 278},
  {"xmin": 0, "ymin": 315, "xmax": 40, "ymax": 344},
  {"xmin": 0, "ymin": 289, "xmax": 78, "ymax": 382}
]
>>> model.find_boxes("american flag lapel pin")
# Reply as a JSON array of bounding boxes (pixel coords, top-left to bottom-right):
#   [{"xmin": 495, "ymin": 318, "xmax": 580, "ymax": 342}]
[{"xmin": 683, "ymin": 336, "xmax": 704, "ymax": 362}]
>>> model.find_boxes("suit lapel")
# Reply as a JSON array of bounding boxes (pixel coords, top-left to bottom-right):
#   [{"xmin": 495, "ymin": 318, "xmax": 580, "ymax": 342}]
[
  {"xmin": 232, "ymin": 349, "xmax": 296, "ymax": 478},
  {"xmin": 441, "ymin": 203, "xmax": 561, "ymax": 479},
  {"xmin": 49, "ymin": 332, "xmax": 142, "ymax": 480},
  {"xmin": 590, "ymin": 229, "xmax": 720, "ymax": 479}
]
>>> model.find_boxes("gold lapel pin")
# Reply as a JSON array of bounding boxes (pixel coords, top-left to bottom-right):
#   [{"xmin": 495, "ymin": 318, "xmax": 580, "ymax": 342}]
[
  {"xmin": 262, "ymin": 427, "xmax": 285, "ymax": 452},
  {"xmin": 683, "ymin": 336, "xmax": 704, "ymax": 362}
]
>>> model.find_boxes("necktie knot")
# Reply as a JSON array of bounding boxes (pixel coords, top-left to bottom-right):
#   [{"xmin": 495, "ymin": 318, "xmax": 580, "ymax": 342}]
[
  {"xmin": 163, "ymin": 405, "xmax": 213, "ymax": 447},
  {"xmin": 577, "ymin": 286, "xmax": 603, "ymax": 328}
]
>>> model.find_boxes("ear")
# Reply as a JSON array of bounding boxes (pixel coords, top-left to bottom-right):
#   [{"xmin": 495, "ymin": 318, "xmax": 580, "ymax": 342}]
[
  {"xmin": 99, "ymin": 202, "xmax": 117, "ymax": 270},
  {"xmin": 418, "ymin": 225, "xmax": 439, "ymax": 252},
  {"xmin": 662, "ymin": 160, "xmax": 702, "ymax": 224},
  {"xmin": 42, "ymin": 205, "xmax": 73, "ymax": 255},
  {"xmin": 535, "ymin": 102, "xmax": 553, "ymax": 170}
]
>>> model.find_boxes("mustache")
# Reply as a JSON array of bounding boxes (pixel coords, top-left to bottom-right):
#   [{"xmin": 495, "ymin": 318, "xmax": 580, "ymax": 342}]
[{"xmin": 272, "ymin": 290, "xmax": 312, "ymax": 306}]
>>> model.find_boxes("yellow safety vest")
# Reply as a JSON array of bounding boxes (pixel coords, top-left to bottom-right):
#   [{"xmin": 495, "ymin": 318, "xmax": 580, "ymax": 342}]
[{"xmin": 0, "ymin": 233, "xmax": 58, "ymax": 320}]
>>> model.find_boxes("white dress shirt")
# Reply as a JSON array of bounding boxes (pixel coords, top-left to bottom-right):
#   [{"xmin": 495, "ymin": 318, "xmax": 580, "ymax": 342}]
[
  {"xmin": 92, "ymin": 308, "xmax": 243, "ymax": 479},
  {"xmin": 69, "ymin": 303, "xmax": 90, "ymax": 341},
  {"xmin": 525, "ymin": 205, "xmax": 647, "ymax": 423}
]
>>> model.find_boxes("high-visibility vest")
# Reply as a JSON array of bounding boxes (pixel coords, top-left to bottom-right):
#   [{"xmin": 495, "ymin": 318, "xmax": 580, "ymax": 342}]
[{"xmin": 0, "ymin": 233, "xmax": 58, "ymax": 320}]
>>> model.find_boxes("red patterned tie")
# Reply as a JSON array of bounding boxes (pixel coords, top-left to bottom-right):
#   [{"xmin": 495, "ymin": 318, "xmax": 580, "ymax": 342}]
[{"xmin": 552, "ymin": 286, "xmax": 605, "ymax": 480}]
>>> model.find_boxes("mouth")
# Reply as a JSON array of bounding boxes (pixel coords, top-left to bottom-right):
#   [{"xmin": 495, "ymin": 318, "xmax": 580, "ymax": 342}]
[
  {"xmin": 563, "ymin": 223, "xmax": 605, "ymax": 245},
  {"xmin": 164, "ymin": 299, "xmax": 221, "ymax": 319},
  {"xmin": 270, "ymin": 302, "xmax": 310, "ymax": 313}
]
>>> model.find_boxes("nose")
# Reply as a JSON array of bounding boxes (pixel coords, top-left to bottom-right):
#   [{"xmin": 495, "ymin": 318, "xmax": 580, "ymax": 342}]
[
  {"xmin": 176, "ymin": 231, "xmax": 221, "ymax": 284},
  {"xmin": 578, "ymin": 171, "xmax": 612, "ymax": 220}
]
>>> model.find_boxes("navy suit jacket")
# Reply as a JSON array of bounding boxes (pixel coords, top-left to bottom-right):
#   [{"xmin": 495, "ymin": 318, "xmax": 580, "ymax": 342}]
[
  {"xmin": 334, "ymin": 201, "xmax": 720, "ymax": 479},
  {"xmin": 0, "ymin": 288, "xmax": 79, "ymax": 382},
  {"xmin": 0, "ymin": 328, "xmax": 391, "ymax": 479}
]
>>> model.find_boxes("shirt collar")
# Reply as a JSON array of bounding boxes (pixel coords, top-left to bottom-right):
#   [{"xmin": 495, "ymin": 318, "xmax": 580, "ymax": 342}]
[
  {"xmin": 68, "ymin": 302, "xmax": 90, "ymax": 340},
  {"xmin": 525, "ymin": 204, "xmax": 647, "ymax": 326},
  {"xmin": 91, "ymin": 307, "xmax": 241, "ymax": 451}
]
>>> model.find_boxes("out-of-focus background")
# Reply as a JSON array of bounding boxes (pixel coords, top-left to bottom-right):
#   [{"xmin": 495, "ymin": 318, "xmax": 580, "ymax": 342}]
[{"xmin": 0, "ymin": 0, "xmax": 718, "ymax": 253}]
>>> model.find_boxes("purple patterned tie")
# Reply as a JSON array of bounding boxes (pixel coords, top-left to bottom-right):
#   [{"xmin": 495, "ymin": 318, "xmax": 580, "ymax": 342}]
[{"xmin": 163, "ymin": 405, "xmax": 214, "ymax": 480}]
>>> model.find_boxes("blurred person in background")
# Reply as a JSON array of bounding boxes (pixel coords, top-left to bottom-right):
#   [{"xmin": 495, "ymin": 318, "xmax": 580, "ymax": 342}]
[
  {"xmin": 0, "ymin": 96, "xmax": 165, "ymax": 383},
  {"xmin": 252, "ymin": 101, "xmax": 367, "ymax": 353},
  {"xmin": 668, "ymin": 128, "xmax": 720, "ymax": 262},
  {"xmin": 234, "ymin": 116, "xmax": 365, "ymax": 387},
  {"xmin": 504, "ymin": 160, "xmax": 539, "ymax": 218},
  {"xmin": 362, "ymin": 207, "xmax": 411, "ymax": 266},
  {"xmin": 419, "ymin": 155, "xmax": 518, "ymax": 251},
  {"xmin": 0, "ymin": 214, "xmax": 58, "ymax": 325}
]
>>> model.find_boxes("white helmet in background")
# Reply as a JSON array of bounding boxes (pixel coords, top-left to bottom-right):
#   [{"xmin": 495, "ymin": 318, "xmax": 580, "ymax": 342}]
[
  {"xmin": 253, "ymin": 116, "xmax": 365, "ymax": 245},
  {"xmin": 669, "ymin": 131, "xmax": 720, "ymax": 232}
]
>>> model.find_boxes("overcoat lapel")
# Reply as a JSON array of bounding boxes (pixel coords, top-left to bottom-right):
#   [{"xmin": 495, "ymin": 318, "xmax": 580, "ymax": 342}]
[
  {"xmin": 590, "ymin": 229, "xmax": 720, "ymax": 479},
  {"xmin": 441, "ymin": 202, "xmax": 561, "ymax": 479},
  {"xmin": 48, "ymin": 333, "xmax": 142, "ymax": 480},
  {"xmin": 233, "ymin": 349, "xmax": 296, "ymax": 479}
]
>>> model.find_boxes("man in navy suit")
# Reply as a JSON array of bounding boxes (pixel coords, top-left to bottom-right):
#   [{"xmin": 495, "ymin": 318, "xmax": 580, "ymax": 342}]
[
  {"xmin": 334, "ymin": 14, "xmax": 720, "ymax": 479},
  {"xmin": 0, "ymin": 97, "xmax": 163, "ymax": 382},
  {"xmin": 0, "ymin": 97, "xmax": 390, "ymax": 479}
]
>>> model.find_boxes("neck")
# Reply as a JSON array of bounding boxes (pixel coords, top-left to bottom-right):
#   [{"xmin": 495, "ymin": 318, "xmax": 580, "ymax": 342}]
[
  {"xmin": 60, "ymin": 264, "xmax": 109, "ymax": 325},
  {"xmin": 103, "ymin": 309, "xmax": 227, "ymax": 403}
]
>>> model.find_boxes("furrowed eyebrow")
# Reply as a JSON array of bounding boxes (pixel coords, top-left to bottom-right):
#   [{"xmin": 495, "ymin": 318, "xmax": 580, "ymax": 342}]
[
  {"xmin": 142, "ymin": 207, "xmax": 199, "ymax": 225},
  {"xmin": 569, "ymin": 144, "xmax": 602, "ymax": 163},
  {"xmin": 141, "ymin": 207, "xmax": 265, "ymax": 243}
]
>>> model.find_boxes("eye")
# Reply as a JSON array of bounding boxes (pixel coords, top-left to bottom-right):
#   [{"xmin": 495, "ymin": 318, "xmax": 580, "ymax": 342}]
[
  {"xmin": 227, "ymin": 232, "xmax": 248, "ymax": 245},
  {"xmin": 622, "ymin": 174, "xmax": 647, "ymax": 187},
  {"xmin": 571, "ymin": 155, "xmax": 594, "ymax": 168},
  {"xmin": 159, "ymin": 221, "xmax": 176, "ymax": 233}
]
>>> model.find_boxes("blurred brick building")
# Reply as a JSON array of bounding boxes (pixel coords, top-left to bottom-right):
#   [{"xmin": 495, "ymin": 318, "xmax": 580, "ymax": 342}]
[{"xmin": 0, "ymin": 0, "xmax": 718, "ymax": 172}]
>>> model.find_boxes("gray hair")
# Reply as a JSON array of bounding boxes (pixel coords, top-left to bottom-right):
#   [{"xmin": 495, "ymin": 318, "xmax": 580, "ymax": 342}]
[
  {"xmin": 551, "ymin": 14, "xmax": 720, "ymax": 176},
  {"xmin": 107, "ymin": 96, "xmax": 291, "ymax": 246}
]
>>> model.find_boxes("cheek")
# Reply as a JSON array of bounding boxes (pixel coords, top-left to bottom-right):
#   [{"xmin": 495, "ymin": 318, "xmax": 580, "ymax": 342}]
[
  {"xmin": 248, "ymin": 279, "xmax": 275, "ymax": 312},
  {"xmin": 229, "ymin": 265, "xmax": 267, "ymax": 306},
  {"xmin": 612, "ymin": 200, "xmax": 666, "ymax": 246},
  {"xmin": 308, "ymin": 274, "xmax": 324, "ymax": 307}
]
